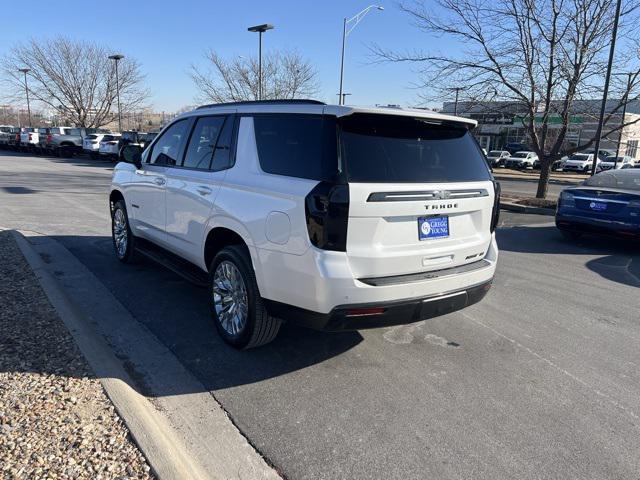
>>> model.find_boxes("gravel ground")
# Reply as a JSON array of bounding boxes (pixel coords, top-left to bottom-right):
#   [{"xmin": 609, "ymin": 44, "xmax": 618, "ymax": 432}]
[{"xmin": 0, "ymin": 231, "xmax": 154, "ymax": 479}]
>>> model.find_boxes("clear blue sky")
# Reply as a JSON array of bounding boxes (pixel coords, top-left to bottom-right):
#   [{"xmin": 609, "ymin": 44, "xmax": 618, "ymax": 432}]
[{"xmin": 0, "ymin": 0, "xmax": 453, "ymax": 112}]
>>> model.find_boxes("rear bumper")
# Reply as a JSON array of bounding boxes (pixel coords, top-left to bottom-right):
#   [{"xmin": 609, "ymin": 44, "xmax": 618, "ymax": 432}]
[
  {"xmin": 255, "ymin": 234, "xmax": 498, "ymax": 318},
  {"xmin": 556, "ymin": 212, "xmax": 640, "ymax": 237},
  {"xmin": 264, "ymin": 279, "xmax": 493, "ymax": 331}
]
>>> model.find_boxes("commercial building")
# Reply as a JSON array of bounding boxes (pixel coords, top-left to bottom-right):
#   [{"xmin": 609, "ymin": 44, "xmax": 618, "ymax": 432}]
[{"xmin": 441, "ymin": 100, "xmax": 640, "ymax": 159}]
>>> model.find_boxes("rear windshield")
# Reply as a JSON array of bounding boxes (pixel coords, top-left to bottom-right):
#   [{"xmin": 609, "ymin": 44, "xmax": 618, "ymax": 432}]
[
  {"xmin": 85, "ymin": 134, "xmax": 98, "ymax": 140},
  {"xmin": 339, "ymin": 114, "xmax": 491, "ymax": 183},
  {"xmin": 0, "ymin": 127, "xmax": 11, "ymax": 133},
  {"xmin": 487, "ymin": 151, "xmax": 503, "ymax": 156},
  {"xmin": 584, "ymin": 170, "xmax": 640, "ymax": 191},
  {"xmin": 122, "ymin": 132, "xmax": 138, "ymax": 141},
  {"xmin": 570, "ymin": 154, "xmax": 590, "ymax": 161},
  {"xmin": 102, "ymin": 135, "xmax": 118, "ymax": 141}
]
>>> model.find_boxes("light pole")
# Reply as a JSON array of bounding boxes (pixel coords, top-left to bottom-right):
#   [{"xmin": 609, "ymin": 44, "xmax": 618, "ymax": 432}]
[
  {"xmin": 18, "ymin": 68, "xmax": 31, "ymax": 126},
  {"xmin": 108, "ymin": 54, "xmax": 124, "ymax": 132},
  {"xmin": 450, "ymin": 87, "xmax": 464, "ymax": 116},
  {"xmin": 338, "ymin": 5, "xmax": 384, "ymax": 105},
  {"xmin": 248, "ymin": 24, "xmax": 275, "ymax": 100},
  {"xmin": 590, "ymin": 0, "xmax": 622, "ymax": 176},
  {"xmin": 337, "ymin": 92, "xmax": 352, "ymax": 104}
]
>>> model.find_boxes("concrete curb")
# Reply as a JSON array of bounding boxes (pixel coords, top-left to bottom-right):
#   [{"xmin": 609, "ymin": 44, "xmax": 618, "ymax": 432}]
[
  {"xmin": 494, "ymin": 173, "xmax": 582, "ymax": 186},
  {"xmin": 11, "ymin": 230, "xmax": 210, "ymax": 480},
  {"xmin": 10, "ymin": 229, "xmax": 281, "ymax": 480},
  {"xmin": 500, "ymin": 201, "xmax": 555, "ymax": 216}
]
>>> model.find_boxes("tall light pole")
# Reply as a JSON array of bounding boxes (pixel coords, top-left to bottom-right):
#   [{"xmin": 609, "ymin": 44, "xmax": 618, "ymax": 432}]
[
  {"xmin": 18, "ymin": 68, "xmax": 31, "ymax": 126},
  {"xmin": 248, "ymin": 24, "xmax": 275, "ymax": 101},
  {"xmin": 590, "ymin": 0, "xmax": 622, "ymax": 176},
  {"xmin": 108, "ymin": 54, "xmax": 124, "ymax": 132},
  {"xmin": 338, "ymin": 5, "xmax": 384, "ymax": 105},
  {"xmin": 450, "ymin": 87, "xmax": 464, "ymax": 116}
]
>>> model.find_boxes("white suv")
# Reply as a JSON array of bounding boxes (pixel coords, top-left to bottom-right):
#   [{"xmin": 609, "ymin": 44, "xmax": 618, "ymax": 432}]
[{"xmin": 110, "ymin": 100, "xmax": 499, "ymax": 349}]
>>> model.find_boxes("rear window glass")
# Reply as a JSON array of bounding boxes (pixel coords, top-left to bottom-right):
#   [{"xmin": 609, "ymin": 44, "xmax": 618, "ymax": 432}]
[
  {"xmin": 102, "ymin": 135, "xmax": 118, "ymax": 141},
  {"xmin": 253, "ymin": 114, "xmax": 336, "ymax": 181},
  {"xmin": 68, "ymin": 128, "xmax": 81, "ymax": 136},
  {"xmin": 584, "ymin": 170, "xmax": 640, "ymax": 191},
  {"xmin": 85, "ymin": 134, "xmax": 98, "ymax": 140},
  {"xmin": 340, "ymin": 114, "xmax": 491, "ymax": 183}
]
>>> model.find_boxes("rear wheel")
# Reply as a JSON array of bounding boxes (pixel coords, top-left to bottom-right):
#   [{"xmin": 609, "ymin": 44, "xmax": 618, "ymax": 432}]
[
  {"xmin": 209, "ymin": 245, "xmax": 281, "ymax": 349},
  {"xmin": 111, "ymin": 199, "xmax": 136, "ymax": 263}
]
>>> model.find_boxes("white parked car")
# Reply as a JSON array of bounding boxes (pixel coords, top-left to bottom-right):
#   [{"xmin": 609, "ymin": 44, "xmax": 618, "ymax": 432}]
[
  {"xmin": 562, "ymin": 153, "xmax": 598, "ymax": 173},
  {"xmin": 19, "ymin": 127, "xmax": 42, "ymax": 149},
  {"xmin": 504, "ymin": 151, "xmax": 538, "ymax": 169},
  {"xmin": 99, "ymin": 134, "xmax": 122, "ymax": 159},
  {"xmin": 84, "ymin": 133, "xmax": 107, "ymax": 158},
  {"xmin": 486, "ymin": 150, "xmax": 510, "ymax": 167},
  {"xmin": 597, "ymin": 155, "xmax": 634, "ymax": 171},
  {"xmin": 109, "ymin": 101, "xmax": 499, "ymax": 349}
]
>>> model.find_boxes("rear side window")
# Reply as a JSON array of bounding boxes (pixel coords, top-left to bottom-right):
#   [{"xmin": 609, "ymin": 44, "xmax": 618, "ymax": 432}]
[
  {"xmin": 340, "ymin": 114, "xmax": 492, "ymax": 183},
  {"xmin": 253, "ymin": 114, "xmax": 337, "ymax": 181},
  {"xmin": 211, "ymin": 116, "xmax": 236, "ymax": 171},
  {"xmin": 182, "ymin": 116, "xmax": 225, "ymax": 170}
]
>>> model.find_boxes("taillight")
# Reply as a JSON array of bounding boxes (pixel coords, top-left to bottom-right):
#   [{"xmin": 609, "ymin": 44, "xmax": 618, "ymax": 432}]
[
  {"xmin": 305, "ymin": 182, "xmax": 349, "ymax": 252},
  {"xmin": 28, "ymin": 133, "xmax": 32, "ymax": 141},
  {"xmin": 490, "ymin": 181, "xmax": 501, "ymax": 233},
  {"xmin": 47, "ymin": 134, "xmax": 52, "ymax": 143}
]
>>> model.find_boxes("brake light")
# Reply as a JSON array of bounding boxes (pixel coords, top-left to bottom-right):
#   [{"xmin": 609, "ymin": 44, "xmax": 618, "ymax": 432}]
[
  {"xmin": 305, "ymin": 182, "xmax": 349, "ymax": 252},
  {"xmin": 490, "ymin": 181, "xmax": 501, "ymax": 233},
  {"xmin": 345, "ymin": 307, "xmax": 386, "ymax": 317},
  {"xmin": 47, "ymin": 134, "xmax": 52, "ymax": 143},
  {"xmin": 28, "ymin": 133, "xmax": 32, "ymax": 141}
]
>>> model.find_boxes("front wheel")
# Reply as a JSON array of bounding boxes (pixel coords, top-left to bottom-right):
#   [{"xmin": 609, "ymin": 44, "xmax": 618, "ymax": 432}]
[
  {"xmin": 209, "ymin": 245, "xmax": 281, "ymax": 349},
  {"xmin": 111, "ymin": 199, "xmax": 136, "ymax": 263}
]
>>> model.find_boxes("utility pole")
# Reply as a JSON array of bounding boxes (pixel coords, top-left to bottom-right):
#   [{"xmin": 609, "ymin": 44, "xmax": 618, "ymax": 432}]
[
  {"xmin": 591, "ymin": 0, "xmax": 622, "ymax": 176},
  {"xmin": 18, "ymin": 68, "xmax": 31, "ymax": 126},
  {"xmin": 452, "ymin": 87, "xmax": 463, "ymax": 116}
]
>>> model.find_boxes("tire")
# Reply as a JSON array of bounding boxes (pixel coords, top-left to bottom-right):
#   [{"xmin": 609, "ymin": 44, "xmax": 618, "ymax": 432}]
[
  {"xmin": 560, "ymin": 229, "xmax": 582, "ymax": 241},
  {"xmin": 111, "ymin": 199, "xmax": 137, "ymax": 263},
  {"xmin": 209, "ymin": 245, "xmax": 281, "ymax": 349}
]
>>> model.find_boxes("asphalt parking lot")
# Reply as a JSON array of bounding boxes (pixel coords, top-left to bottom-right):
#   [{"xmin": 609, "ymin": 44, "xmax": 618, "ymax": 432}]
[{"xmin": 1, "ymin": 151, "xmax": 639, "ymax": 480}]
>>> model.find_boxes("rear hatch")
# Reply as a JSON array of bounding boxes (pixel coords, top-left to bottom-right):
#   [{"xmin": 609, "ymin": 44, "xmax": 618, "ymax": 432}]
[{"xmin": 339, "ymin": 113, "xmax": 496, "ymax": 279}]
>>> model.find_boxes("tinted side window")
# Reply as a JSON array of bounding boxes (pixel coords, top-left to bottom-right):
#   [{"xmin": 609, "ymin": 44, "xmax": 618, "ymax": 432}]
[
  {"xmin": 253, "ymin": 114, "xmax": 336, "ymax": 181},
  {"xmin": 211, "ymin": 116, "xmax": 236, "ymax": 171},
  {"xmin": 183, "ymin": 116, "xmax": 225, "ymax": 170},
  {"xmin": 149, "ymin": 120, "xmax": 190, "ymax": 166}
]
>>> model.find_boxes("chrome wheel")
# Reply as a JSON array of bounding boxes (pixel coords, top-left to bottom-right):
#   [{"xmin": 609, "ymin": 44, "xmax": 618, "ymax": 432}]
[
  {"xmin": 113, "ymin": 208, "xmax": 128, "ymax": 258},
  {"xmin": 213, "ymin": 261, "xmax": 249, "ymax": 336}
]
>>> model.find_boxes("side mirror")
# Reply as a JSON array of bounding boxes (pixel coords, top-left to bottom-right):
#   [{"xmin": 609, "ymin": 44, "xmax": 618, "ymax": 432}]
[{"xmin": 119, "ymin": 144, "xmax": 143, "ymax": 168}]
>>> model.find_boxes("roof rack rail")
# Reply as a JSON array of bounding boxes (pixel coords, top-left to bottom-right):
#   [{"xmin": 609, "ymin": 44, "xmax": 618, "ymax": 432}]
[{"xmin": 196, "ymin": 99, "xmax": 326, "ymax": 110}]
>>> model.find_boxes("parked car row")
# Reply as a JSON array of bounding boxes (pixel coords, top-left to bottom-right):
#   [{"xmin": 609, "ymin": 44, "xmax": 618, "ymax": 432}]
[
  {"xmin": 0, "ymin": 125, "xmax": 158, "ymax": 161},
  {"xmin": 485, "ymin": 144, "xmax": 638, "ymax": 172}
]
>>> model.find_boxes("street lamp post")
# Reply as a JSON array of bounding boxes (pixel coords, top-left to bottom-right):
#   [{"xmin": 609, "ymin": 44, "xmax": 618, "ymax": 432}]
[
  {"xmin": 590, "ymin": 0, "xmax": 622, "ymax": 176},
  {"xmin": 108, "ymin": 54, "xmax": 124, "ymax": 133},
  {"xmin": 248, "ymin": 24, "xmax": 275, "ymax": 101},
  {"xmin": 18, "ymin": 68, "xmax": 31, "ymax": 126},
  {"xmin": 338, "ymin": 5, "xmax": 384, "ymax": 105}
]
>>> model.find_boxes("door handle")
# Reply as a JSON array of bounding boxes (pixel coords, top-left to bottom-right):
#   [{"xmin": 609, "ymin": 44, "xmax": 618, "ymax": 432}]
[
  {"xmin": 153, "ymin": 177, "xmax": 166, "ymax": 186},
  {"xmin": 196, "ymin": 186, "xmax": 213, "ymax": 196}
]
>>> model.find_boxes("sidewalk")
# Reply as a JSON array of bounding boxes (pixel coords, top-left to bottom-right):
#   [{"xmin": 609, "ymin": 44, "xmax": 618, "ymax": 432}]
[{"xmin": 0, "ymin": 231, "xmax": 154, "ymax": 479}]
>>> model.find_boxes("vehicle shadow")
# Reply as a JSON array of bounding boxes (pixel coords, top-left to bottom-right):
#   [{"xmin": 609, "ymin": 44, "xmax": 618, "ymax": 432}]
[
  {"xmin": 27, "ymin": 233, "xmax": 363, "ymax": 397},
  {"xmin": 496, "ymin": 226, "xmax": 640, "ymax": 288}
]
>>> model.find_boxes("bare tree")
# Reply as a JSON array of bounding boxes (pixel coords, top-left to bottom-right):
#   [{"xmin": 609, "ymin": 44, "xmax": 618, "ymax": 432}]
[
  {"xmin": 190, "ymin": 50, "xmax": 320, "ymax": 103},
  {"xmin": 372, "ymin": 0, "xmax": 640, "ymax": 198},
  {"xmin": 1, "ymin": 37, "xmax": 148, "ymax": 128}
]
